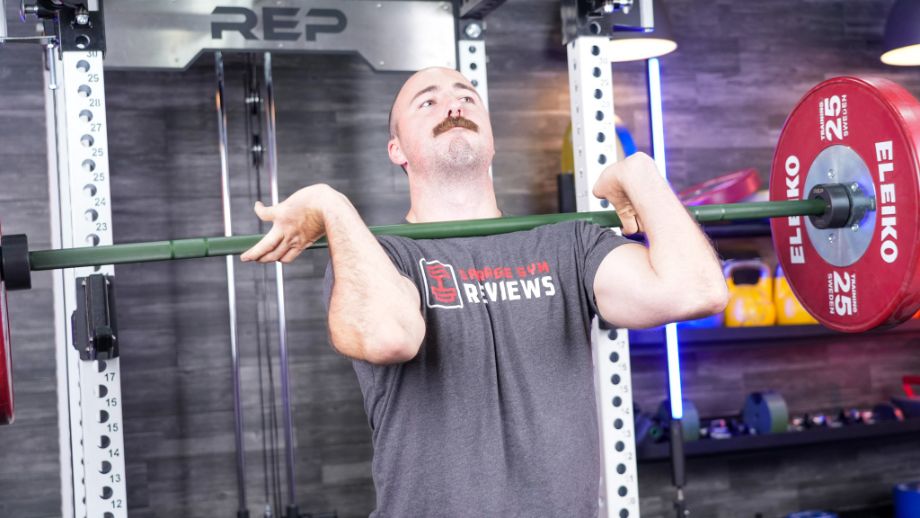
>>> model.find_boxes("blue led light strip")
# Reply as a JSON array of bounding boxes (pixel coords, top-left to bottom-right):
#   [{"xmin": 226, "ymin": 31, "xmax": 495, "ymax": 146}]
[{"xmin": 648, "ymin": 57, "xmax": 683, "ymax": 419}]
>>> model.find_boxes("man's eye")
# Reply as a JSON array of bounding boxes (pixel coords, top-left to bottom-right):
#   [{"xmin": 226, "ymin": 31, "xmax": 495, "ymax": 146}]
[
  {"xmin": 420, "ymin": 100, "xmax": 434, "ymax": 108},
  {"xmin": 461, "ymin": 96, "xmax": 474, "ymax": 103}
]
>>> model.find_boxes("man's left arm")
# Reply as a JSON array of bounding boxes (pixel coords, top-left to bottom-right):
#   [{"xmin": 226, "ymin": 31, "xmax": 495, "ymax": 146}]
[{"xmin": 591, "ymin": 153, "xmax": 729, "ymax": 329}]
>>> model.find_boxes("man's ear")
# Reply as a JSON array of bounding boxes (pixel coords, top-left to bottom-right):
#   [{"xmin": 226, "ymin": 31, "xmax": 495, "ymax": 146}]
[{"xmin": 388, "ymin": 137, "xmax": 408, "ymax": 168}]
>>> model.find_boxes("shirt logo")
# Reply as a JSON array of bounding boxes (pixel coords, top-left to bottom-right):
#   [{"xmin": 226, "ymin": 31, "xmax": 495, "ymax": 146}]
[{"xmin": 419, "ymin": 258, "xmax": 464, "ymax": 309}]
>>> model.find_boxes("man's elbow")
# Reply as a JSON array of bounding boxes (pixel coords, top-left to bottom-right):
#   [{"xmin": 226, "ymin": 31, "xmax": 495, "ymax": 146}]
[
  {"xmin": 709, "ymin": 282, "xmax": 730, "ymax": 314},
  {"xmin": 687, "ymin": 280, "xmax": 729, "ymax": 319},
  {"xmin": 363, "ymin": 329, "xmax": 422, "ymax": 365},
  {"xmin": 330, "ymin": 316, "xmax": 424, "ymax": 365}
]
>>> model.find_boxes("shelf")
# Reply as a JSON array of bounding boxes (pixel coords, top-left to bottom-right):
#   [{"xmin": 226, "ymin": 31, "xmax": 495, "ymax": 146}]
[
  {"xmin": 702, "ymin": 220, "xmax": 772, "ymax": 239},
  {"xmin": 637, "ymin": 418, "xmax": 920, "ymax": 461},
  {"xmin": 628, "ymin": 318, "xmax": 920, "ymax": 347}
]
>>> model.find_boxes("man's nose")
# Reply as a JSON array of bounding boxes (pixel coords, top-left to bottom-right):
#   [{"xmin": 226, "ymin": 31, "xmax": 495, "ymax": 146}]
[{"xmin": 447, "ymin": 99, "xmax": 464, "ymax": 118}]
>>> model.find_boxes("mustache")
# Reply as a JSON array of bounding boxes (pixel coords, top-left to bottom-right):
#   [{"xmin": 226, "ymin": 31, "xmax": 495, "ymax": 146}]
[{"xmin": 432, "ymin": 116, "xmax": 479, "ymax": 137}]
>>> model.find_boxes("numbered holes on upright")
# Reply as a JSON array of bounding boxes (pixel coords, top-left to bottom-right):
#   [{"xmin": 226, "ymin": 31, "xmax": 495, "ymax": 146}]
[{"xmin": 74, "ymin": 35, "xmax": 91, "ymax": 50}]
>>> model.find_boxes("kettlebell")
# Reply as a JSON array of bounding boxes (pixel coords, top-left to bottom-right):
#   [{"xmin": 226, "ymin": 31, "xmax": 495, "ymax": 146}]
[
  {"xmin": 774, "ymin": 265, "xmax": 818, "ymax": 325},
  {"xmin": 724, "ymin": 259, "xmax": 776, "ymax": 327}
]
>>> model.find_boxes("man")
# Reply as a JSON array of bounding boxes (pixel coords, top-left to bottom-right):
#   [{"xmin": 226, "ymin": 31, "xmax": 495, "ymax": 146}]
[{"xmin": 241, "ymin": 67, "xmax": 727, "ymax": 517}]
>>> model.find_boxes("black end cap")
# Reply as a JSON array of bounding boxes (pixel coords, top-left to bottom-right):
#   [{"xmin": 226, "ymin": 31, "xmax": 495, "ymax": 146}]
[{"xmin": 1, "ymin": 234, "xmax": 31, "ymax": 291}]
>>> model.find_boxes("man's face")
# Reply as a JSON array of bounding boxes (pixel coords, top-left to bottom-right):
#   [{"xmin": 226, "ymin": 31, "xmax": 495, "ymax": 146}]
[{"xmin": 388, "ymin": 67, "xmax": 495, "ymax": 178}]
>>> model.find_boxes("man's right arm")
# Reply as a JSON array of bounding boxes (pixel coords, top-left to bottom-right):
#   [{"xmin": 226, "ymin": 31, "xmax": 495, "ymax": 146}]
[{"xmin": 241, "ymin": 184, "xmax": 425, "ymax": 364}]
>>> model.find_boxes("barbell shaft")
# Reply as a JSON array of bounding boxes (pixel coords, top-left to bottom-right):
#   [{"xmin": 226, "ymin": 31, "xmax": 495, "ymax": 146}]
[{"xmin": 24, "ymin": 199, "xmax": 828, "ymax": 272}]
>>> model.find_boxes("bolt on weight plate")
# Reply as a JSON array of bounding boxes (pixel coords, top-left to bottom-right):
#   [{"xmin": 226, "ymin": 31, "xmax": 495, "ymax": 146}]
[
  {"xmin": 678, "ymin": 168, "xmax": 762, "ymax": 206},
  {"xmin": 770, "ymin": 76, "xmax": 920, "ymax": 332},
  {"xmin": 0, "ymin": 224, "xmax": 14, "ymax": 425}
]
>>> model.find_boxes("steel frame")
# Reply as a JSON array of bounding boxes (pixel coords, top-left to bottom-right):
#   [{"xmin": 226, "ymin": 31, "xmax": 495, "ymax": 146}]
[
  {"xmin": 567, "ymin": 35, "xmax": 641, "ymax": 518},
  {"xmin": 46, "ymin": 48, "xmax": 128, "ymax": 517},
  {"xmin": 23, "ymin": 1, "xmax": 654, "ymax": 517},
  {"xmin": 36, "ymin": 1, "xmax": 484, "ymax": 516}
]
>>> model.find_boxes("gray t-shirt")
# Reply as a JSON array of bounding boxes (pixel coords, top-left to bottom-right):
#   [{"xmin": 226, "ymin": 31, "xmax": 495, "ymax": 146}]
[{"xmin": 326, "ymin": 221, "xmax": 631, "ymax": 517}]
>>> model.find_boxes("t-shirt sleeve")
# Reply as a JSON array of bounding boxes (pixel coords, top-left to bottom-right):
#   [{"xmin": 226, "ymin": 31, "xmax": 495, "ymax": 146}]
[
  {"xmin": 577, "ymin": 221, "xmax": 636, "ymax": 318},
  {"xmin": 322, "ymin": 236, "xmax": 424, "ymax": 430},
  {"xmin": 377, "ymin": 236, "xmax": 428, "ymax": 317},
  {"xmin": 375, "ymin": 235, "xmax": 418, "ymax": 279}
]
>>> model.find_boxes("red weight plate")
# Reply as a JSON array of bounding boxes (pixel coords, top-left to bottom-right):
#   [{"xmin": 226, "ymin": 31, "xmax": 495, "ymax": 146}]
[
  {"xmin": 678, "ymin": 168, "xmax": 762, "ymax": 206},
  {"xmin": 0, "ymin": 225, "xmax": 13, "ymax": 424},
  {"xmin": 770, "ymin": 77, "xmax": 920, "ymax": 333}
]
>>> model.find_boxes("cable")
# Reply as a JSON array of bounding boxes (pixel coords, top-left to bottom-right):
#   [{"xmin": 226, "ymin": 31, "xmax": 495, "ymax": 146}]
[{"xmin": 243, "ymin": 53, "xmax": 275, "ymax": 518}]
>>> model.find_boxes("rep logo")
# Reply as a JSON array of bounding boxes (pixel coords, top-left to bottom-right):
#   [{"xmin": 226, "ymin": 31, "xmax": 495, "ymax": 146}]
[
  {"xmin": 211, "ymin": 7, "xmax": 347, "ymax": 42},
  {"xmin": 419, "ymin": 259, "xmax": 463, "ymax": 309}
]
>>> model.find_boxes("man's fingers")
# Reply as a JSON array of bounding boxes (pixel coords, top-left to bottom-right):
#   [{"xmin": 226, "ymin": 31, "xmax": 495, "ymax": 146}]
[
  {"xmin": 241, "ymin": 226, "xmax": 284, "ymax": 262},
  {"xmin": 619, "ymin": 214, "xmax": 640, "ymax": 235},
  {"xmin": 279, "ymin": 247, "xmax": 302, "ymax": 264},
  {"xmin": 253, "ymin": 201, "xmax": 276, "ymax": 222},
  {"xmin": 591, "ymin": 176, "xmax": 608, "ymax": 199},
  {"xmin": 259, "ymin": 242, "xmax": 291, "ymax": 263}
]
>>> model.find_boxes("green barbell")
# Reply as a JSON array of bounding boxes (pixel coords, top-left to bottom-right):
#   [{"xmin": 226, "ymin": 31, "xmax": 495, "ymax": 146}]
[{"xmin": 0, "ymin": 198, "xmax": 828, "ymax": 286}]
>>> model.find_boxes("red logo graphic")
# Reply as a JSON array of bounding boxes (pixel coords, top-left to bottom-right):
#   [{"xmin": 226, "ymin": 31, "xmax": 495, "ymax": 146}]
[{"xmin": 419, "ymin": 259, "xmax": 463, "ymax": 309}]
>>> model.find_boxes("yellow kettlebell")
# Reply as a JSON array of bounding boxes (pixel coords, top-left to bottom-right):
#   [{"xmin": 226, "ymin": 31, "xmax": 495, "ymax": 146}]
[
  {"xmin": 774, "ymin": 265, "xmax": 818, "ymax": 325},
  {"xmin": 724, "ymin": 259, "xmax": 776, "ymax": 327}
]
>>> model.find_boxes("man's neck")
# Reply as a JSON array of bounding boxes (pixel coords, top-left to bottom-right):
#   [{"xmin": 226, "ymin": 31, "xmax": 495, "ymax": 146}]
[{"xmin": 405, "ymin": 170, "xmax": 501, "ymax": 223}]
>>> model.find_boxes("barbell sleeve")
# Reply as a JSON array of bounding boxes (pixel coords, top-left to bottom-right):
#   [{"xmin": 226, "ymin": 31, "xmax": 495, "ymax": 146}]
[{"xmin": 24, "ymin": 199, "xmax": 829, "ymax": 272}]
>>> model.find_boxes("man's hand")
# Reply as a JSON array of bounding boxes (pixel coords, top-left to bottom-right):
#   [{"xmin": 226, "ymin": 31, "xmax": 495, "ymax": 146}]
[
  {"xmin": 591, "ymin": 153, "xmax": 658, "ymax": 235},
  {"xmin": 240, "ymin": 183, "xmax": 423, "ymax": 363},
  {"xmin": 590, "ymin": 152, "xmax": 728, "ymax": 328},
  {"xmin": 241, "ymin": 183, "xmax": 339, "ymax": 264}
]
